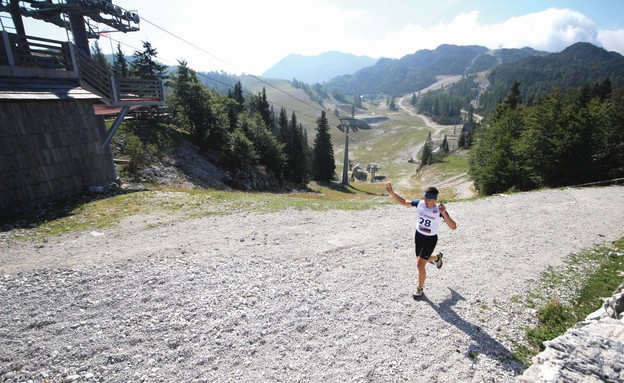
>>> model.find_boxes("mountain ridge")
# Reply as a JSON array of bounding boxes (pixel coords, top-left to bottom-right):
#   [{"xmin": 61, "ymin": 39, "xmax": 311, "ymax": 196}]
[{"xmin": 262, "ymin": 51, "xmax": 377, "ymax": 84}]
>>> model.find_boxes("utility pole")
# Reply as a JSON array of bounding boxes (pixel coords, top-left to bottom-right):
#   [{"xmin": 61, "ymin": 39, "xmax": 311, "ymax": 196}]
[{"xmin": 337, "ymin": 108, "xmax": 358, "ymax": 185}]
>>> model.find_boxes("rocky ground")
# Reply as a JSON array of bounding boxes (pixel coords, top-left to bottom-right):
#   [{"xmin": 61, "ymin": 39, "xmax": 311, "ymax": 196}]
[{"xmin": 1, "ymin": 186, "xmax": 623, "ymax": 382}]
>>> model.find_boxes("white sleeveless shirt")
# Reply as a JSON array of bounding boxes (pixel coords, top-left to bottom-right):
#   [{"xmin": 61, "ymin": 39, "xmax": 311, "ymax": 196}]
[{"xmin": 411, "ymin": 200, "xmax": 442, "ymax": 236}]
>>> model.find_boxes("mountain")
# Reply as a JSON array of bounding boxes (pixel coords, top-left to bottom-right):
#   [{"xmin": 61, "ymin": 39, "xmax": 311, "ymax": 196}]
[
  {"xmin": 262, "ymin": 51, "xmax": 377, "ymax": 84},
  {"xmin": 478, "ymin": 42, "xmax": 624, "ymax": 114},
  {"xmin": 324, "ymin": 44, "xmax": 550, "ymax": 96}
]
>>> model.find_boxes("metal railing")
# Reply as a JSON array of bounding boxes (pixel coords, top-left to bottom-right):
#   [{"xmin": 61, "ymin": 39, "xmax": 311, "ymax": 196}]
[{"xmin": 1, "ymin": 31, "xmax": 164, "ymax": 106}]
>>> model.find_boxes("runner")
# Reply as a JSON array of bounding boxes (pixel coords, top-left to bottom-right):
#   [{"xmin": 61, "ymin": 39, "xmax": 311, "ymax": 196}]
[{"xmin": 385, "ymin": 183, "xmax": 457, "ymax": 298}]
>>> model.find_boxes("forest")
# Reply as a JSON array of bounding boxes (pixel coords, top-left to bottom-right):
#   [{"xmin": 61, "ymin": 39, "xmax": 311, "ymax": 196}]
[
  {"xmin": 91, "ymin": 40, "xmax": 338, "ymax": 189},
  {"xmin": 469, "ymin": 81, "xmax": 624, "ymax": 195},
  {"xmin": 166, "ymin": 61, "xmax": 336, "ymax": 187}
]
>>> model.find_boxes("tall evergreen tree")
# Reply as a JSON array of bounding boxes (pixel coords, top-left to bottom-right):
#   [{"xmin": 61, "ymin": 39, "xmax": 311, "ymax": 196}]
[
  {"xmin": 130, "ymin": 41, "xmax": 168, "ymax": 80},
  {"xmin": 226, "ymin": 81, "xmax": 245, "ymax": 131},
  {"xmin": 420, "ymin": 132, "xmax": 433, "ymax": 166},
  {"xmin": 167, "ymin": 60, "xmax": 228, "ymax": 152},
  {"xmin": 469, "ymin": 84, "xmax": 527, "ymax": 194},
  {"xmin": 90, "ymin": 40, "xmax": 110, "ymax": 72},
  {"xmin": 248, "ymin": 88, "xmax": 272, "ymax": 128},
  {"xmin": 289, "ymin": 112, "xmax": 311, "ymax": 184},
  {"xmin": 278, "ymin": 108, "xmax": 295, "ymax": 180},
  {"xmin": 312, "ymin": 111, "xmax": 335, "ymax": 181},
  {"xmin": 238, "ymin": 111, "xmax": 285, "ymax": 177},
  {"xmin": 441, "ymin": 135, "xmax": 449, "ymax": 152},
  {"xmin": 112, "ymin": 42, "xmax": 129, "ymax": 77},
  {"xmin": 228, "ymin": 81, "xmax": 245, "ymax": 114}
]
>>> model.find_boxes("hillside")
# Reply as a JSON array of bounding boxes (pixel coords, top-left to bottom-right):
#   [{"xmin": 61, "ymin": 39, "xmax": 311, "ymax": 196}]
[
  {"xmin": 324, "ymin": 44, "xmax": 549, "ymax": 96},
  {"xmin": 478, "ymin": 42, "xmax": 624, "ymax": 114},
  {"xmin": 235, "ymin": 74, "xmax": 471, "ymax": 198}
]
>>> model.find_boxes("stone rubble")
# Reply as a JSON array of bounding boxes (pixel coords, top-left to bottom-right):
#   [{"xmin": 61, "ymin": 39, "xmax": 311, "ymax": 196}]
[{"xmin": 517, "ymin": 281, "xmax": 624, "ymax": 383}]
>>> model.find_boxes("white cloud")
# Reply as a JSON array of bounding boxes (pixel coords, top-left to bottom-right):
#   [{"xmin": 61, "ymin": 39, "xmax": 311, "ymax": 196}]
[
  {"xmin": 598, "ymin": 29, "xmax": 624, "ymax": 54},
  {"xmin": 371, "ymin": 7, "xmax": 614, "ymax": 58},
  {"xmin": 29, "ymin": 1, "xmax": 623, "ymax": 74}
]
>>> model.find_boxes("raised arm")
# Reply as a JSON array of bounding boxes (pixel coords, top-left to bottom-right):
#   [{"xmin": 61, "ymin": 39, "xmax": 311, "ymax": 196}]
[
  {"xmin": 385, "ymin": 183, "xmax": 413, "ymax": 207},
  {"xmin": 438, "ymin": 203, "xmax": 457, "ymax": 230}
]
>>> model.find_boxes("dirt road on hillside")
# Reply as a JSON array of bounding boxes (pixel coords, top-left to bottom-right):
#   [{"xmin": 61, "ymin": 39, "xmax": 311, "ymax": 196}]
[{"xmin": 1, "ymin": 186, "xmax": 623, "ymax": 382}]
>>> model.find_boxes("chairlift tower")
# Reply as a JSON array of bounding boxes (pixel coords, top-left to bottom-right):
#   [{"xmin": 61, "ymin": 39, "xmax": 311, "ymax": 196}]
[
  {"xmin": 0, "ymin": 0, "xmax": 141, "ymax": 54},
  {"xmin": 337, "ymin": 115, "xmax": 359, "ymax": 185}
]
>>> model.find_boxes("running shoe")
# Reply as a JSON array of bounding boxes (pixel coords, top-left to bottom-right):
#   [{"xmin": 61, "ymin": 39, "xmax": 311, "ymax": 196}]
[
  {"xmin": 414, "ymin": 286, "xmax": 424, "ymax": 297},
  {"xmin": 435, "ymin": 252, "xmax": 444, "ymax": 269}
]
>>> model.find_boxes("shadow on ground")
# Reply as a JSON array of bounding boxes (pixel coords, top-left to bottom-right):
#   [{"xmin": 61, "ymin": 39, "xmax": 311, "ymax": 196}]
[{"xmin": 422, "ymin": 288, "xmax": 527, "ymax": 374}]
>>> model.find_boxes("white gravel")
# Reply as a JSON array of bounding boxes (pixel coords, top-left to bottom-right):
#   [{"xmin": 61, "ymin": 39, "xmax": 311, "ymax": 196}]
[{"xmin": 1, "ymin": 186, "xmax": 623, "ymax": 382}]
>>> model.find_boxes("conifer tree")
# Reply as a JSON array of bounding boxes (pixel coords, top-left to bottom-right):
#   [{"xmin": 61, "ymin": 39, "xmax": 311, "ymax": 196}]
[
  {"xmin": 91, "ymin": 40, "xmax": 110, "ymax": 72},
  {"xmin": 238, "ymin": 111, "xmax": 285, "ymax": 177},
  {"xmin": 441, "ymin": 135, "xmax": 449, "ymax": 152},
  {"xmin": 112, "ymin": 42, "xmax": 129, "ymax": 77},
  {"xmin": 279, "ymin": 108, "xmax": 295, "ymax": 180},
  {"xmin": 290, "ymin": 112, "xmax": 311, "ymax": 184},
  {"xmin": 226, "ymin": 81, "xmax": 245, "ymax": 131},
  {"xmin": 389, "ymin": 97, "xmax": 398, "ymax": 111},
  {"xmin": 420, "ymin": 132, "xmax": 434, "ymax": 166},
  {"xmin": 458, "ymin": 132, "xmax": 466, "ymax": 147},
  {"xmin": 248, "ymin": 88, "xmax": 272, "ymax": 128},
  {"xmin": 469, "ymin": 84, "xmax": 526, "ymax": 194},
  {"xmin": 130, "ymin": 41, "xmax": 168, "ymax": 80},
  {"xmin": 312, "ymin": 111, "xmax": 335, "ymax": 181},
  {"xmin": 168, "ymin": 60, "xmax": 228, "ymax": 152}
]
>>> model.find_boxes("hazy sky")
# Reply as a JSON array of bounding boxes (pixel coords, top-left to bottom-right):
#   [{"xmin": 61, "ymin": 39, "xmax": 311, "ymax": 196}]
[{"xmin": 18, "ymin": 0, "xmax": 624, "ymax": 75}]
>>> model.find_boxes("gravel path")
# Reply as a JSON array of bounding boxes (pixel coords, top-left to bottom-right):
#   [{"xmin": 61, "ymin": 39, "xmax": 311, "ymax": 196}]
[{"xmin": 1, "ymin": 186, "xmax": 623, "ymax": 382}]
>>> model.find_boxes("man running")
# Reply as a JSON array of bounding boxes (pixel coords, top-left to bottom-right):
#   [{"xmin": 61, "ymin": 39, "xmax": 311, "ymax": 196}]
[{"xmin": 385, "ymin": 183, "xmax": 457, "ymax": 297}]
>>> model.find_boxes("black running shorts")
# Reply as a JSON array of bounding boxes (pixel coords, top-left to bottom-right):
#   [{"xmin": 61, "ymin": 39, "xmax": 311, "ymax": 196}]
[{"xmin": 415, "ymin": 231, "xmax": 438, "ymax": 260}]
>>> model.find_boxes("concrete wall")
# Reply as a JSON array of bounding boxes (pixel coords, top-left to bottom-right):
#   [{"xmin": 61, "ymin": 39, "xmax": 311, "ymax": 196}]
[{"xmin": 0, "ymin": 100, "xmax": 116, "ymax": 216}]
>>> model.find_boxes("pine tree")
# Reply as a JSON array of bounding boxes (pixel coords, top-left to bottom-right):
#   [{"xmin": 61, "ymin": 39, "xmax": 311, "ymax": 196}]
[
  {"xmin": 90, "ymin": 40, "xmax": 110, "ymax": 72},
  {"xmin": 228, "ymin": 81, "xmax": 245, "ymax": 114},
  {"xmin": 238, "ymin": 111, "xmax": 285, "ymax": 177},
  {"xmin": 279, "ymin": 108, "xmax": 295, "ymax": 180},
  {"xmin": 290, "ymin": 113, "xmax": 311, "ymax": 184},
  {"xmin": 458, "ymin": 132, "xmax": 466, "ymax": 147},
  {"xmin": 226, "ymin": 81, "xmax": 245, "ymax": 131},
  {"xmin": 389, "ymin": 97, "xmax": 397, "ymax": 111},
  {"xmin": 469, "ymin": 85, "xmax": 527, "ymax": 194},
  {"xmin": 248, "ymin": 88, "xmax": 272, "ymax": 128},
  {"xmin": 112, "ymin": 42, "xmax": 129, "ymax": 77},
  {"xmin": 420, "ymin": 132, "xmax": 433, "ymax": 166},
  {"xmin": 441, "ymin": 135, "xmax": 449, "ymax": 152},
  {"xmin": 167, "ymin": 60, "xmax": 228, "ymax": 152},
  {"xmin": 129, "ymin": 41, "xmax": 168, "ymax": 80},
  {"xmin": 312, "ymin": 111, "xmax": 335, "ymax": 181}
]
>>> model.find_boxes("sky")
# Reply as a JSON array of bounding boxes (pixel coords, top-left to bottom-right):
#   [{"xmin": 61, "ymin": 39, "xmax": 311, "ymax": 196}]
[{"xmin": 15, "ymin": 0, "xmax": 624, "ymax": 76}]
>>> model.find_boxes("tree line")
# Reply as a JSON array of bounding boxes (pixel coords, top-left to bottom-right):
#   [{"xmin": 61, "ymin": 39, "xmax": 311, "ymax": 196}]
[
  {"xmin": 92, "ymin": 40, "xmax": 337, "ymax": 187},
  {"xmin": 415, "ymin": 75, "xmax": 479, "ymax": 124},
  {"xmin": 168, "ymin": 61, "xmax": 336, "ymax": 186},
  {"xmin": 469, "ymin": 81, "xmax": 624, "ymax": 195}
]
